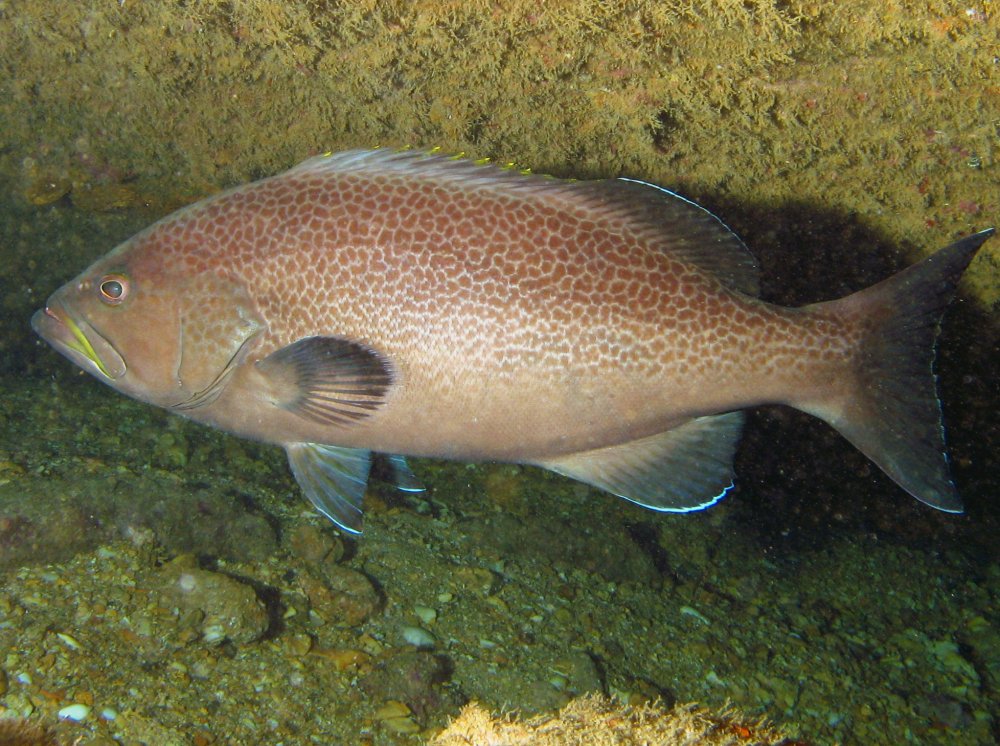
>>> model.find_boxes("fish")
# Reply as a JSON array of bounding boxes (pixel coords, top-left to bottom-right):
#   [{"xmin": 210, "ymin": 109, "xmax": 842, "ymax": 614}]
[{"xmin": 31, "ymin": 148, "xmax": 994, "ymax": 534}]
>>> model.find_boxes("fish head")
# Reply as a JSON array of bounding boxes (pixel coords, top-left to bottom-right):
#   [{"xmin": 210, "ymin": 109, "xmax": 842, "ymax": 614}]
[{"xmin": 32, "ymin": 236, "xmax": 265, "ymax": 412}]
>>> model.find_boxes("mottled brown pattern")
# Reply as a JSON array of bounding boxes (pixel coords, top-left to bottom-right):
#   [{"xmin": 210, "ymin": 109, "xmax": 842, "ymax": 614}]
[
  {"xmin": 36, "ymin": 149, "xmax": 986, "ymax": 522},
  {"xmin": 72, "ymin": 151, "xmax": 857, "ymax": 460}
]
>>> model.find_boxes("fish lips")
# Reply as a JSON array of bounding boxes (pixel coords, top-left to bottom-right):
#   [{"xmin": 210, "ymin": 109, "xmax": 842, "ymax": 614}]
[{"xmin": 31, "ymin": 301, "xmax": 126, "ymax": 381}]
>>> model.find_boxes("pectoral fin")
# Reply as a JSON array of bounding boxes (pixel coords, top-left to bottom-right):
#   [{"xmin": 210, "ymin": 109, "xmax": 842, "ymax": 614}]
[
  {"xmin": 286, "ymin": 442, "xmax": 372, "ymax": 534},
  {"xmin": 257, "ymin": 336, "xmax": 393, "ymax": 427},
  {"xmin": 536, "ymin": 412, "xmax": 744, "ymax": 512}
]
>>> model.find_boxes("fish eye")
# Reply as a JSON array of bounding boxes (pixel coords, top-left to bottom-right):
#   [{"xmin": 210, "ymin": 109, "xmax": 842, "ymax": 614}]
[{"xmin": 98, "ymin": 274, "xmax": 129, "ymax": 305}]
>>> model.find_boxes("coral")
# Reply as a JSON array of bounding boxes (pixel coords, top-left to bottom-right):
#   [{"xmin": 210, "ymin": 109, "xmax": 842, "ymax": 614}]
[
  {"xmin": 429, "ymin": 693, "xmax": 801, "ymax": 746},
  {"xmin": 0, "ymin": 719, "xmax": 60, "ymax": 746}
]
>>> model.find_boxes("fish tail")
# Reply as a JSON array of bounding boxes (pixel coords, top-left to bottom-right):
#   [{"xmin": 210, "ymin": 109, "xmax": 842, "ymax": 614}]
[{"xmin": 809, "ymin": 229, "xmax": 993, "ymax": 512}]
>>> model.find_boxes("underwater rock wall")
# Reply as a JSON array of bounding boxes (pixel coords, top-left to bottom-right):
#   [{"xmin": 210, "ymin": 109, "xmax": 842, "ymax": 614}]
[{"xmin": 0, "ymin": 0, "xmax": 996, "ymax": 304}]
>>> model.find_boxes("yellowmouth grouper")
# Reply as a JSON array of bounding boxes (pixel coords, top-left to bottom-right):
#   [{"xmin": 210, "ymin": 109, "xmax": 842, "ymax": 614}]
[{"xmin": 32, "ymin": 149, "xmax": 994, "ymax": 534}]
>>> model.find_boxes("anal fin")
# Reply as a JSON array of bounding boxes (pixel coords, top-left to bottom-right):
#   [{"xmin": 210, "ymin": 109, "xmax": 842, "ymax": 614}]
[{"xmin": 535, "ymin": 412, "xmax": 744, "ymax": 512}]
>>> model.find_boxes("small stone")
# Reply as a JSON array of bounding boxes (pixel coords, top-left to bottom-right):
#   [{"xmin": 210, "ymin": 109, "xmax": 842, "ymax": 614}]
[
  {"xmin": 375, "ymin": 700, "xmax": 421, "ymax": 734},
  {"xmin": 55, "ymin": 632, "xmax": 83, "ymax": 651},
  {"xmin": 58, "ymin": 703, "xmax": 91, "ymax": 721},
  {"xmin": 413, "ymin": 605, "xmax": 437, "ymax": 625},
  {"xmin": 401, "ymin": 625, "xmax": 436, "ymax": 649}
]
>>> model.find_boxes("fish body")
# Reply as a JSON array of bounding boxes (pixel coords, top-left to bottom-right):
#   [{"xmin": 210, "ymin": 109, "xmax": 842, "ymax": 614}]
[{"xmin": 32, "ymin": 149, "xmax": 994, "ymax": 533}]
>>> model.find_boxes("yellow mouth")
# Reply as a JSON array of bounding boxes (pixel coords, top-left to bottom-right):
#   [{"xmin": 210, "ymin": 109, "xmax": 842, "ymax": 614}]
[
  {"xmin": 62, "ymin": 312, "xmax": 115, "ymax": 378},
  {"xmin": 33, "ymin": 304, "xmax": 126, "ymax": 380}
]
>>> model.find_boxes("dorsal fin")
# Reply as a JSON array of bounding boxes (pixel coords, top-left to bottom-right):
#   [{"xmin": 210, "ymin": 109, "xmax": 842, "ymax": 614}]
[
  {"xmin": 284, "ymin": 148, "xmax": 533, "ymax": 189},
  {"xmin": 588, "ymin": 178, "xmax": 760, "ymax": 295}
]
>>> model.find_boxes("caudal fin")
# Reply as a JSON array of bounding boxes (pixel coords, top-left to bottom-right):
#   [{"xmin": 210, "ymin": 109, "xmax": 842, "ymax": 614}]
[{"xmin": 818, "ymin": 229, "xmax": 993, "ymax": 512}]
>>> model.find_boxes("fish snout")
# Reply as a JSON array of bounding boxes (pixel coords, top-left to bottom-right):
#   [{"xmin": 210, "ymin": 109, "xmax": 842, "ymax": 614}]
[{"xmin": 32, "ymin": 302, "xmax": 126, "ymax": 380}]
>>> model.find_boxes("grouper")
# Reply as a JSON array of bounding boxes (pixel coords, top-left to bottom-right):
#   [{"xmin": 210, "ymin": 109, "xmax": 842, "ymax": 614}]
[{"xmin": 31, "ymin": 148, "xmax": 994, "ymax": 534}]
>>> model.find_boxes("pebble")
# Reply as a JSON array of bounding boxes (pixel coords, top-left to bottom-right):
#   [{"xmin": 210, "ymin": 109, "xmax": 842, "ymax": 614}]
[
  {"xmin": 374, "ymin": 700, "xmax": 421, "ymax": 734},
  {"xmin": 55, "ymin": 631, "xmax": 83, "ymax": 651},
  {"xmin": 413, "ymin": 605, "xmax": 437, "ymax": 625},
  {"xmin": 401, "ymin": 625, "xmax": 436, "ymax": 649},
  {"xmin": 57, "ymin": 703, "xmax": 91, "ymax": 721}
]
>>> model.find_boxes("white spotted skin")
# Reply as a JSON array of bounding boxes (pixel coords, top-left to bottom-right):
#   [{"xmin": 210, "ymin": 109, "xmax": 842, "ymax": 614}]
[{"xmin": 47, "ymin": 152, "xmax": 863, "ymax": 462}]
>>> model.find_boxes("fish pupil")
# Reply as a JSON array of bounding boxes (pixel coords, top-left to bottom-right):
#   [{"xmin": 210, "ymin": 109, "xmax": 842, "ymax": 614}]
[{"xmin": 100, "ymin": 278, "xmax": 124, "ymax": 301}]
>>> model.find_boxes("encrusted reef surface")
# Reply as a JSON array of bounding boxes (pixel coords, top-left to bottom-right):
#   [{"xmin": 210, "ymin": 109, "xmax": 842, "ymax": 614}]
[
  {"xmin": 1, "ymin": 2, "xmax": 999, "ymax": 745},
  {"xmin": 0, "ymin": 0, "xmax": 996, "ymax": 302}
]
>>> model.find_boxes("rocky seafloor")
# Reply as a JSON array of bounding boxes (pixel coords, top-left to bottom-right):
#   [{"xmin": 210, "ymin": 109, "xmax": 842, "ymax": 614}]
[{"xmin": 1, "ymin": 191, "xmax": 998, "ymax": 746}]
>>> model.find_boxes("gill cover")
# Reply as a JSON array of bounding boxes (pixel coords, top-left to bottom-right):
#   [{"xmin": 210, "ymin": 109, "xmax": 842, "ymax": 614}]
[{"xmin": 171, "ymin": 274, "xmax": 265, "ymax": 411}]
